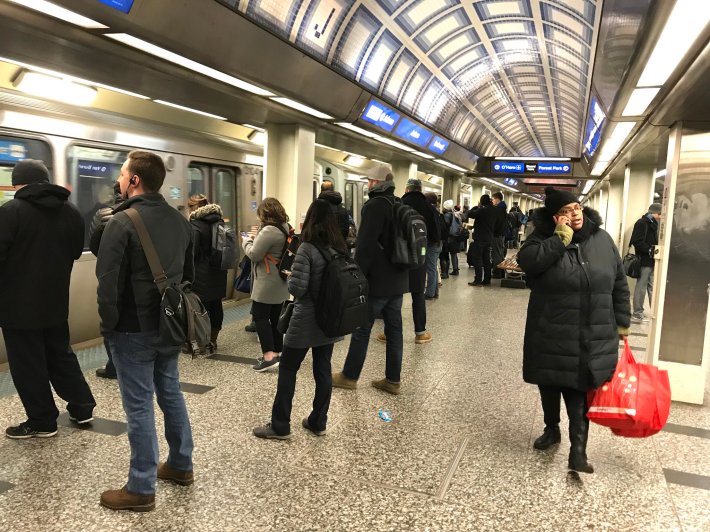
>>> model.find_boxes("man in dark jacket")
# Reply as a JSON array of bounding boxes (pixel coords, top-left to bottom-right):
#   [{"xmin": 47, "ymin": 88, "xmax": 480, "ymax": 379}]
[
  {"xmin": 333, "ymin": 175, "xmax": 408, "ymax": 395},
  {"xmin": 491, "ymin": 192, "xmax": 508, "ymax": 277},
  {"xmin": 629, "ymin": 203, "xmax": 661, "ymax": 322},
  {"xmin": 466, "ymin": 194, "xmax": 498, "ymax": 286},
  {"xmin": 0, "ymin": 160, "xmax": 95, "ymax": 439},
  {"xmin": 318, "ymin": 181, "xmax": 350, "ymax": 240},
  {"xmin": 97, "ymin": 151, "xmax": 194, "ymax": 512}
]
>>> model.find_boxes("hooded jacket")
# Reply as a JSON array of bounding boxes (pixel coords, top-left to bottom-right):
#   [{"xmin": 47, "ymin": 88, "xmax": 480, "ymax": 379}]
[
  {"xmin": 354, "ymin": 180, "xmax": 408, "ymax": 297},
  {"xmin": 190, "ymin": 203, "xmax": 228, "ymax": 302},
  {"xmin": 630, "ymin": 214, "xmax": 658, "ymax": 268},
  {"xmin": 0, "ymin": 183, "xmax": 84, "ymax": 329},
  {"xmin": 318, "ymin": 190, "xmax": 350, "ymax": 239},
  {"xmin": 517, "ymin": 207, "xmax": 630, "ymax": 391}
]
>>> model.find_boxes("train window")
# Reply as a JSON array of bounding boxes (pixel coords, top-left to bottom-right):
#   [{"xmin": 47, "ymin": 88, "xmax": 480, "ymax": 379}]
[
  {"xmin": 67, "ymin": 146, "xmax": 126, "ymax": 248},
  {"xmin": 344, "ymin": 182, "xmax": 354, "ymax": 214},
  {"xmin": 312, "ymin": 179, "xmax": 319, "ymax": 201},
  {"xmin": 188, "ymin": 165, "xmax": 206, "ymax": 197},
  {"xmin": 0, "ymin": 136, "xmax": 53, "ymax": 207},
  {"xmin": 0, "ymin": 166, "xmax": 14, "ymax": 207},
  {"xmin": 213, "ymin": 168, "xmax": 237, "ymax": 230},
  {"xmin": 362, "ymin": 184, "xmax": 369, "ymax": 204}
]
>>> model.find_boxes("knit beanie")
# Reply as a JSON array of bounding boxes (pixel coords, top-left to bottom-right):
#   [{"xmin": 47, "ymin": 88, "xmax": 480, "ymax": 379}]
[
  {"xmin": 12, "ymin": 159, "xmax": 50, "ymax": 186},
  {"xmin": 544, "ymin": 186, "xmax": 578, "ymax": 214}
]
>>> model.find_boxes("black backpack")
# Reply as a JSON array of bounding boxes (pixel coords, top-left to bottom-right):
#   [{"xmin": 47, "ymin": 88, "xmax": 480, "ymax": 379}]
[
  {"xmin": 313, "ymin": 246, "xmax": 369, "ymax": 337},
  {"xmin": 376, "ymin": 196, "xmax": 427, "ymax": 270},
  {"xmin": 266, "ymin": 224, "xmax": 300, "ymax": 280},
  {"xmin": 209, "ymin": 220, "xmax": 238, "ymax": 270}
]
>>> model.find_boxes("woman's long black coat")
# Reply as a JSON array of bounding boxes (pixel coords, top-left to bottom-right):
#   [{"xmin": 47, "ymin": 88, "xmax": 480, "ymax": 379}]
[
  {"xmin": 517, "ymin": 207, "xmax": 630, "ymax": 391},
  {"xmin": 190, "ymin": 204, "xmax": 227, "ymax": 303}
]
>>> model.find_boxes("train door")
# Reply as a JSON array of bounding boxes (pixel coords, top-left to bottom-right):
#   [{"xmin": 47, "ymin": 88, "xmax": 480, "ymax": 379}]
[{"xmin": 187, "ymin": 162, "xmax": 240, "ymax": 231}]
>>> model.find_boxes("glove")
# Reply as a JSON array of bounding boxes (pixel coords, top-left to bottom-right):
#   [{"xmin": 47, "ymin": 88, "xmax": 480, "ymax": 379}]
[
  {"xmin": 554, "ymin": 223, "xmax": 573, "ymax": 246},
  {"xmin": 618, "ymin": 326, "xmax": 629, "ymax": 340},
  {"xmin": 96, "ymin": 207, "xmax": 114, "ymax": 225}
]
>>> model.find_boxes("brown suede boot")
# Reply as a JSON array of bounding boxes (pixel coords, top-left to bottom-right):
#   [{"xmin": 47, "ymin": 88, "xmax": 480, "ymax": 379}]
[
  {"xmin": 371, "ymin": 378, "xmax": 401, "ymax": 395},
  {"xmin": 100, "ymin": 487, "xmax": 155, "ymax": 512},
  {"xmin": 332, "ymin": 372, "xmax": 358, "ymax": 390},
  {"xmin": 157, "ymin": 462, "xmax": 194, "ymax": 486}
]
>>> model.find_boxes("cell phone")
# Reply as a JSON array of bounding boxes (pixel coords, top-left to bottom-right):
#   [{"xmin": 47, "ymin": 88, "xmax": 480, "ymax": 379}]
[{"xmin": 241, "ymin": 231, "xmax": 249, "ymax": 237}]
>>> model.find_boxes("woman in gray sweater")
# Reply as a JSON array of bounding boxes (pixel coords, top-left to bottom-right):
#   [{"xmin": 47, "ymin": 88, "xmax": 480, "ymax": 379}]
[
  {"xmin": 242, "ymin": 198, "xmax": 290, "ymax": 372},
  {"xmin": 253, "ymin": 199, "xmax": 346, "ymax": 439}
]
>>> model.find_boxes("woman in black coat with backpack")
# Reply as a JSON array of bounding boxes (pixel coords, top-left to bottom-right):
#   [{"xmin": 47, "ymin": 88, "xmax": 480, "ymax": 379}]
[{"xmin": 517, "ymin": 187, "xmax": 630, "ymax": 474}]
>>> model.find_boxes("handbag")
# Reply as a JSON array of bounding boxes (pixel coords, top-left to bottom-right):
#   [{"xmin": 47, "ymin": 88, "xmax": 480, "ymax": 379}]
[
  {"xmin": 234, "ymin": 255, "xmax": 252, "ymax": 293},
  {"xmin": 124, "ymin": 208, "xmax": 211, "ymax": 356},
  {"xmin": 622, "ymin": 252, "xmax": 642, "ymax": 279},
  {"xmin": 277, "ymin": 300, "xmax": 294, "ymax": 334},
  {"xmin": 587, "ymin": 339, "xmax": 671, "ymax": 437}
]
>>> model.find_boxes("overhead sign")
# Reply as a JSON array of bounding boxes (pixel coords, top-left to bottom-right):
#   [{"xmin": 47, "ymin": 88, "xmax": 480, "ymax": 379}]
[
  {"xmin": 78, "ymin": 160, "xmax": 120, "ymax": 179},
  {"xmin": 492, "ymin": 160, "xmax": 571, "ymax": 175},
  {"xmin": 428, "ymin": 136, "xmax": 449, "ymax": 155},
  {"xmin": 492, "ymin": 161, "xmax": 524, "ymax": 173},
  {"xmin": 0, "ymin": 140, "xmax": 27, "ymax": 162},
  {"xmin": 537, "ymin": 162, "xmax": 571, "ymax": 174},
  {"xmin": 394, "ymin": 118, "xmax": 433, "ymax": 148},
  {"xmin": 583, "ymin": 96, "xmax": 605, "ymax": 158},
  {"xmin": 361, "ymin": 100, "xmax": 400, "ymax": 132},
  {"xmin": 97, "ymin": 0, "xmax": 135, "ymax": 13}
]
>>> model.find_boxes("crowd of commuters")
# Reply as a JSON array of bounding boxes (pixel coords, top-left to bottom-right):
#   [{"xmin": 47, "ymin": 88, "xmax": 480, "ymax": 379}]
[{"xmin": 0, "ymin": 152, "xmax": 638, "ymax": 511}]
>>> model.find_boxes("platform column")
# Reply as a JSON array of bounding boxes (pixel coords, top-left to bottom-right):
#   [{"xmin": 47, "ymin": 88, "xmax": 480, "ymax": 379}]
[{"xmin": 390, "ymin": 160, "xmax": 417, "ymax": 197}]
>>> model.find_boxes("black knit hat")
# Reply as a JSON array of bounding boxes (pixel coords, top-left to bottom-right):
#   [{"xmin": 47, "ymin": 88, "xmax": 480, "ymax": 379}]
[
  {"xmin": 12, "ymin": 159, "xmax": 50, "ymax": 186},
  {"xmin": 544, "ymin": 186, "xmax": 578, "ymax": 214}
]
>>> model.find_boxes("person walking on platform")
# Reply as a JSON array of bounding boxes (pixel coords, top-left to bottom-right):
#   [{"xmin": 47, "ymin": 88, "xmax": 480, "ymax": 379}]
[
  {"xmin": 188, "ymin": 194, "xmax": 228, "ymax": 355},
  {"xmin": 466, "ymin": 194, "xmax": 498, "ymax": 286},
  {"xmin": 333, "ymin": 174, "xmax": 408, "ymax": 395},
  {"xmin": 253, "ymin": 199, "xmax": 346, "ymax": 439},
  {"xmin": 490, "ymin": 192, "xmax": 508, "ymax": 277},
  {"xmin": 96, "ymin": 151, "xmax": 194, "ymax": 511},
  {"xmin": 517, "ymin": 187, "xmax": 630, "ymax": 474},
  {"xmin": 629, "ymin": 203, "xmax": 661, "ymax": 323},
  {"xmin": 0, "ymin": 159, "xmax": 96, "ymax": 439},
  {"xmin": 242, "ymin": 197, "xmax": 290, "ymax": 372}
]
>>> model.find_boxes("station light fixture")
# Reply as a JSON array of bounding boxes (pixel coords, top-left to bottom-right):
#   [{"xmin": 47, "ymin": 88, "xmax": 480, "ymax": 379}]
[
  {"xmin": 374, "ymin": 134, "xmax": 414, "ymax": 152},
  {"xmin": 622, "ymin": 88, "xmax": 661, "ymax": 116},
  {"xmin": 335, "ymin": 122, "xmax": 378, "ymax": 138},
  {"xmin": 582, "ymin": 180, "xmax": 595, "ymax": 195},
  {"xmin": 7, "ymin": 0, "xmax": 108, "ymax": 28},
  {"xmin": 13, "ymin": 70, "xmax": 97, "ymax": 106},
  {"xmin": 434, "ymin": 159, "xmax": 468, "ymax": 173},
  {"xmin": 270, "ymin": 97, "xmax": 333, "ymax": 120},
  {"xmin": 243, "ymin": 154, "xmax": 264, "ymax": 166},
  {"xmin": 480, "ymin": 177, "xmax": 519, "ymax": 192},
  {"xmin": 248, "ymin": 130, "xmax": 266, "ymax": 145},
  {"xmin": 591, "ymin": 161, "xmax": 608, "ymax": 176},
  {"xmin": 105, "ymin": 33, "xmax": 274, "ymax": 97},
  {"xmin": 344, "ymin": 154, "xmax": 365, "ymax": 166},
  {"xmin": 596, "ymin": 122, "xmax": 635, "ymax": 162},
  {"xmin": 153, "ymin": 99, "xmax": 227, "ymax": 120},
  {"xmin": 495, "ymin": 157, "xmax": 571, "ymax": 161},
  {"xmin": 412, "ymin": 150, "xmax": 435, "ymax": 159}
]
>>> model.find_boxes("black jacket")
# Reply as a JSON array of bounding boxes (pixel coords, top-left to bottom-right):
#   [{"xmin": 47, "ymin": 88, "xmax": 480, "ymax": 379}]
[
  {"xmin": 466, "ymin": 205, "xmax": 499, "ymax": 244},
  {"xmin": 517, "ymin": 207, "xmax": 630, "ymax": 391},
  {"xmin": 318, "ymin": 190, "xmax": 350, "ymax": 239},
  {"xmin": 190, "ymin": 204, "xmax": 228, "ymax": 302},
  {"xmin": 96, "ymin": 193, "xmax": 194, "ymax": 334},
  {"xmin": 401, "ymin": 190, "xmax": 432, "ymax": 292},
  {"xmin": 354, "ymin": 181, "xmax": 409, "ymax": 298},
  {"xmin": 0, "ymin": 183, "xmax": 83, "ymax": 329},
  {"xmin": 630, "ymin": 214, "xmax": 658, "ymax": 268}
]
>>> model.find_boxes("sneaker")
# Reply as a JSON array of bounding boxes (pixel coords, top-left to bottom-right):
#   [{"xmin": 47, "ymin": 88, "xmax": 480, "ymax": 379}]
[
  {"xmin": 252, "ymin": 423, "xmax": 292, "ymax": 440},
  {"xmin": 253, "ymin": 357, "xmax": 279, "ymax": 372},
  {"xmin": 302, "ymin": 417, "xmax": 326, "ymax": 436},
  {"xmin": 376, "ymin": 333, "xmax": 386, "ymax": 343},
  {"xmin": 100, "ymin": 487, "xmax": 155, "ymax": 512},
  {"xmin": 5, "ymin": 422, "xmax": 57, "ymax": 439},
  {"xmin": 157, "ymin": 462, "xmax": 194, "ymax": 486},
  {"xmin": 95, "ymin": 367, "xmax": 117, "ymax": 380},
  {"xmin": 631, "ymin": 313, "xmax": 648, "ymax": 323},
  {"xmin": 371, "ymin": 378, "xmax": 401, "ymax": 395},
  {"xmin": 332, "ymin": 372, "xmax": 358, "ymax": 390},
  {"xmin": 468, "ymin": 280, "xmax": 482, "ymax": 286},
  {"xmin": 245, "ymin": 321, "xmax": 257, "ymax": 333},
  {"xmin": 68, "ymin": 414, "xmax": 94, "ymax": 425},
  {"xmin": 415, "ymin": 332, "xmax": 433, "ymax": 344}
]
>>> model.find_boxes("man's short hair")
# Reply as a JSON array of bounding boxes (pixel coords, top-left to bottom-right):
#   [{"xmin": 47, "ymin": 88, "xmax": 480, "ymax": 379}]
[
  {"xmin": 492, "ymin": 192, "xmax": 504, "ymax": 201},
  {"xmin": 126, "ymin": 150, "xmax": 165, "ymax": 192},
  {"xmin": 321, "ymin": 181, "xmax": 334, "ymax": 192}
]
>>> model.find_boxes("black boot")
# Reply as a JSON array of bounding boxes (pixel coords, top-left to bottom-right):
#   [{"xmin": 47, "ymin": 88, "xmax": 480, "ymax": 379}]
[
  {"xmin": 451, "ymin": 268, "xmax": 459, "ymax": 276},
  {"xmin": 533, "ymin": 426, "xmax": 561, "ymax": 450},
  {"xmin": 209, "ymin": 328, "xmax": 220, "ymax": 355},
  {"xmin": 565, "ymin": 390, "xmax": 594, "ymax": 474},
  {"xmin": 245, "ymin": 321, "xmax": 256, "ymax": 333},
  {"xmin": 441, "ymin": 260, "xmax": 449, "ymax": 279},
  {"xmin": 535, "ymin": 386, "xmax": 561, "ymax": 450}
]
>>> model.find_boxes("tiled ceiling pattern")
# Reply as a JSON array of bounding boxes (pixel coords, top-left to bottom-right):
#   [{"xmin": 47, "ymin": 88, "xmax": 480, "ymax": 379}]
[{"xmin": 226, "ymin": 0, "xmax": 600, "ymax": 157}]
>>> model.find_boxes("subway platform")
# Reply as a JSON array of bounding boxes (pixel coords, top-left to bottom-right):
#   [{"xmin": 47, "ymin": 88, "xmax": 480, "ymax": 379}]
[{"xmin": 0, "ymin": 270, "xmax": 708, "ymax": 531}]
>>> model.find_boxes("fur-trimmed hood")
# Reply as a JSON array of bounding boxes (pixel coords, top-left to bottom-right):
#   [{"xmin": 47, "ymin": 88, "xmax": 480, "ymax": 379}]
[
  {"xmin": 530, "ymin": 206, "xmax": 603, "ymax": 237},
  {"xmin": 189, "ymin": 203, "xmax": 223, "ymax": 221}
]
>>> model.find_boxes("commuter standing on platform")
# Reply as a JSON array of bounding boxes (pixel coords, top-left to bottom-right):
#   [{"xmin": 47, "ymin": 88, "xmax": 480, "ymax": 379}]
[
  {"xmin": 97, "ymin": 150, "xmax": 194, "ymax": 512},
  {"xmin": 332, "ymin": 173, "xmax": 408, "ymax": 395},
  {"xmin": 491, "ymin": 192, "xmax": 508, "ymax": 277},
  {"xmin": 188, "ymin": 194, "xmax": 228, "ymax": 355},
  {"xmin": 253, "ymin": 199, "xmax": 346, "ymax": 439},
  {"xmin": 443, "ymin": 199, "xmax": 462, "ymax": 275},
  {"xmin": 318, "ymin": 180, "xmax": 350, "ymax": 240},
  {"xmin": 242, "ymin": 197, "xmax": 290, "ymax": 372},
  {"xmin": 518, "ymin": 187, "xmax": 630, "ymax": 474},
  {"xmin": 1, "ymin": 159, "xmax": 96, "ymax": 439},
  {"xmin": 629, "ymin": 203, "xmax": 661, "ymax": 323},
  {"xmin": 466, "ymin": 194, "xmax": 498, "ymax": 286}
]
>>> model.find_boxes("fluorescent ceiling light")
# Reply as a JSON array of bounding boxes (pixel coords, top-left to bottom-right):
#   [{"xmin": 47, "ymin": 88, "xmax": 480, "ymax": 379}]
[
  {"xmin": 106, "ymin": 33, "xmax": 274, "ymax": 97},
  {"xmin": 336, "ymin": 122, "xmax": 378, "ymax": 138},
  {"xmin": 578, "ymin": 195, "xmax": 585, "ymax": 202},
  {"xmin": 13, "ymin": 70, "xmax": 97, "ymax": 106},
  {"xmin": 495, "ymin": 157, "xmax": 571, "ymax": 161},
  {"xmin": 270, "ymin": 96, "xmax": 333, "ymax": 119},
  {"xmin": 597, "ymin": 122, "xmax": 635, "ymax": 161},
  {"xmin": 344, "ymin": 155, "xmax": 365, "ymax": 166},
  {"xmin": 591, "ymin": 161, "xmax": 608, "ymax": 176},
  {"xmin": 248, "ymin": 130, "xmax": 266, "ymax": 145},
  {"xmin": 622, "ymin": 88, "xmax": 660, "ymax": 116},
  {"xmin": 435, "ymin": 159, "xmax": 468, "ymax": 173},
  {"xmin": 8, "ymin": 0, "xmax": 107, "ymax": 28},
  {"xmin": 244, "ymin": 154, "xmax": 264, "ymax": 166},
  {"xmin": 637, "ymin": 0, "xmax": 710, "ymax": 87},
  {"xmin": 582, "ymin": 180, "xmax": 595, "ymax": 195},
  {"xmin": 412, "ymin": 150, "xmax": 435, "ymax": 159},
  {"xmin": 153, "ymin": 99, "xmax": 226, "ymax": 120},
  {"xmin": 244, "ymin": 124, "xmax": 264, "ymax": 132},
  {"xmin": 480, "ymin": 177, "xmax": 519, "ymax": 192},
  {"xmin": 654, "ymin": 169, "xmax": 666, "ymax": 179},
  {"xmin": 372, "ymin": 158, "xmax": 389, "ymax": 165},
  {"xmin": 374, "ymin": 134, "xmax": 414, "ymax": 152}
]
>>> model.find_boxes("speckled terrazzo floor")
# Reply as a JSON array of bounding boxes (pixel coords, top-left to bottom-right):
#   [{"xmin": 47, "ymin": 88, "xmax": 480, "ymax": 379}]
[{"xmin": 0, "ymin": 262, "xmax": 709, "ymax": 531}]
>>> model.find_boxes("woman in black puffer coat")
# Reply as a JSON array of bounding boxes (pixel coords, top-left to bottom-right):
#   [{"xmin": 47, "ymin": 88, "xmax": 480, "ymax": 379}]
[
  {"xmin": 188, "ymin": 195, "xmax": 227, "ymax": 355},
  {"xmin": 253, "ymin": 199, "xmax": 347, "ymax": 439},
  {"xmin": 517, "ymin": 187, "xmax": 630, "ymax": 474}
]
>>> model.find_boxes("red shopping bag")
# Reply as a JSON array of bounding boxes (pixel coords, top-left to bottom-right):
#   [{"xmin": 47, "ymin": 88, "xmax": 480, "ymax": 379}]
[
  {"xmin": 611, "ymin": 364, "xmax": 671, "ymax": 438},
  {"xmin": 587, "ymin": 340, "xmax": 639, "ymax": 429}
]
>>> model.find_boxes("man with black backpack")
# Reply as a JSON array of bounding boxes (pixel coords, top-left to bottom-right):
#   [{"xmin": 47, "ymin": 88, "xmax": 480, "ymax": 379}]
[
  {"xmin": 332, "ymin": 173, "xmax": 409, "ymax": 395},
  {"xmin": 318, "ymin": 181, "xmax": 350, "ymax": 240}
]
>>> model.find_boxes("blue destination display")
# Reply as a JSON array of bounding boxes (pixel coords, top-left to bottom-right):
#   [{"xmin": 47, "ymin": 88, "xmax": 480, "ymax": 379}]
[
  {"xmin": 78, "ymin": 160, "xmax": 121, "ymax": 179},
  {"xmin": 428, "ymin": 136, "xmax": 449, "ymax": 155},
  {"xmin": 361, "ymin": 100, "xmax": 400, "ymax": 132},
  {"xmin": 97, "ymin": 0, "xmax": 135, "ymax": 14},
  {"xmin": 394, "ymin": 118, "xmax": 433, "ymax": 148},
  {"xmin": 492, "ymin": 161, "xmax": 524, "ymax": 173},
  {"xmin": 0, "ymin": 140, "xmax": 27, "ymax": 162},
  {"xmin": 583, "ymin": 96, "xmax": 605, "ymax": 157},
  {"xmin": 537, "ymin": 162, "xmax": 571, "ymax": 174}
]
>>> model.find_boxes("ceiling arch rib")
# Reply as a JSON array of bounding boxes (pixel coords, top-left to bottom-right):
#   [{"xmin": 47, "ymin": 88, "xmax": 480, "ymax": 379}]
[{"xmin": 228, "ymin": 0, "xmax": 601, "ymax": 158}]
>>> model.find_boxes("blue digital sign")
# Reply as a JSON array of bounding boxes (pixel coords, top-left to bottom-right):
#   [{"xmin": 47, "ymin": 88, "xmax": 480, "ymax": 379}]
[
  {"xmin": 428, "ymin": 136, "xmax": 449, "ymax": 155},
  {"xmin": 78, "ymin": 160, "xmax": 121, "ymax": 179},
  {"xmin": 537, "ymin": 162, "xmax": 571, "ymax": 174},
  {"xmin": 0, "ymin": 140, "xmax": 27, "ymax": 162},
  {"xmin": 97, "ymin": 0, "xmax": 135, "ymax": 14},
  {"xmin": 394, "ymin": 118, "xmax": 433, "ymax": 148},
  {"xmin": 583, "ymin": 96, "xmax": 605, "ymax": 157},
  {"xmin": 492, "ymin": 162, "xmax": 524, "ymax": 173},
  {"xmin": 361, "ymin": 100, "xmax": 400, "ymax": 132}
]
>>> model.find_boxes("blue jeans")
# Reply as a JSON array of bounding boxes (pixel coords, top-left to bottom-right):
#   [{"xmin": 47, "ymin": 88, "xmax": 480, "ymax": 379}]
[
  {"xmin": 425, "ymin": 242, "xmax": 442, "ymax": 298},
  {"xmin": 108, "ymin": 331, "xmax": 194, "ymax": 495},
  {"xmin": 343, "ymin": 295, "xmax": 403, "ymax": 383},
  {"xmin": 633, "ymin": 266, "xmax": 654, "ymax": 315}
]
